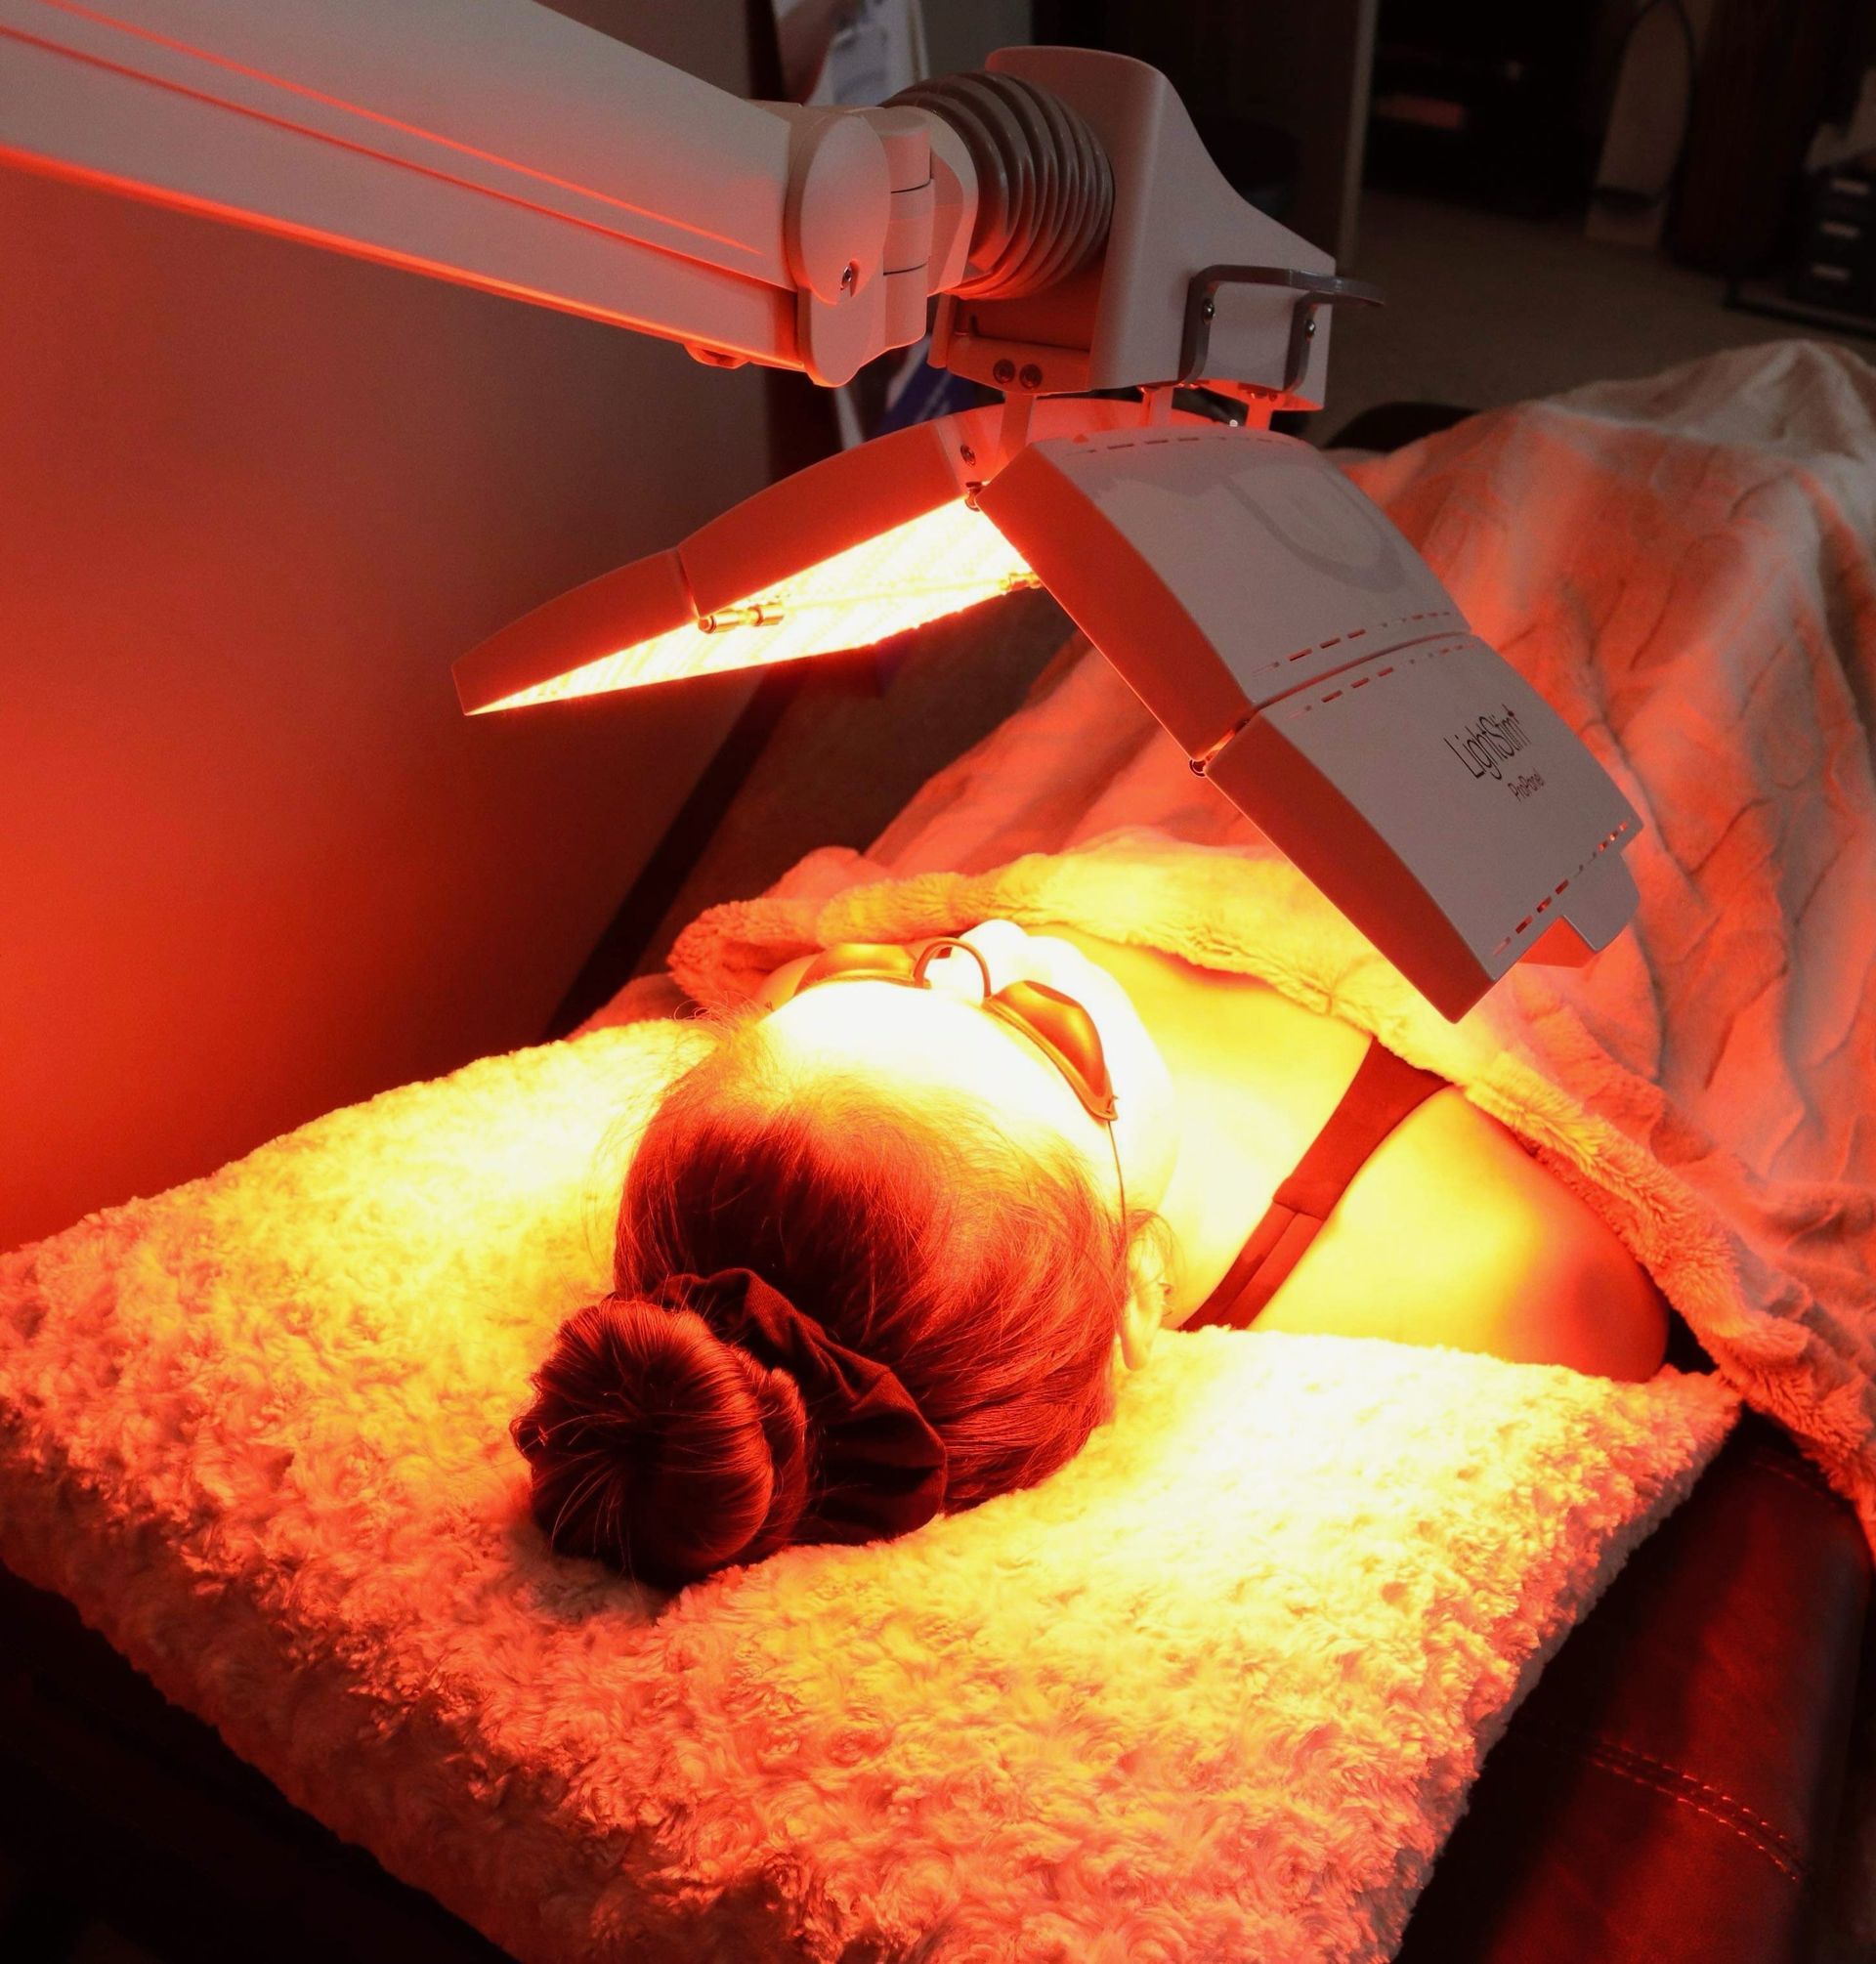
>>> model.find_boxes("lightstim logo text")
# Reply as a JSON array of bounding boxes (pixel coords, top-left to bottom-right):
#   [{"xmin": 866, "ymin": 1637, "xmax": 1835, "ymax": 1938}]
[{"xmin": 1445, "ymin": 704, "xmax": 1546, "ymax": 798}]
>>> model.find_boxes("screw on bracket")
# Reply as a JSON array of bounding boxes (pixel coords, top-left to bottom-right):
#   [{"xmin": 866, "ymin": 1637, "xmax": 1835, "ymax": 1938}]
[{"xmin": 1177, "ymin": 264, "xmax": 1382, "ymax": 391}]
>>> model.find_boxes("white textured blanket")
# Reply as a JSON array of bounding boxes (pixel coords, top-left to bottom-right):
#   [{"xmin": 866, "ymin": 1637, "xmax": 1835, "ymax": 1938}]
[{"xmin": 0, "ymin": 1017, "xmax": 1734, "ymax": 1962}]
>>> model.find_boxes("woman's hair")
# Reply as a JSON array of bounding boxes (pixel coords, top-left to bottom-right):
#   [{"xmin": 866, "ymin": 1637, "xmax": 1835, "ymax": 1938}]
[{"xmin": 513, "ymin": 1009, "xmax": 1137, "ymax": 1586}]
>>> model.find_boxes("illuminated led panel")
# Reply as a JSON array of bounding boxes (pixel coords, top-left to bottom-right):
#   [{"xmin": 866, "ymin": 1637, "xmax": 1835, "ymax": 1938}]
[{"xmin": 485, "ymin": 499, "xmax": 1036, "ymax": 710}]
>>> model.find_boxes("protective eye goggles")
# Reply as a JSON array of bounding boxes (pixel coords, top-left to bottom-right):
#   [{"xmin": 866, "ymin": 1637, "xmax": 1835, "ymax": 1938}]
[{"xmin": 782, "ymin": 939, "xmax": 1119, "ymax": 1125}]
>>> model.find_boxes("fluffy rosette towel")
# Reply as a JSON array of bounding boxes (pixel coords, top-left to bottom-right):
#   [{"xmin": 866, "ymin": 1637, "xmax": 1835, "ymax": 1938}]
[
  {"xmin": 645, "ymin": 339, "xmax": 1876, "ymax": 1554},
  {"xmin": 0, "ymin": 1016, "xmax": 1734, "ymax": 1962}
]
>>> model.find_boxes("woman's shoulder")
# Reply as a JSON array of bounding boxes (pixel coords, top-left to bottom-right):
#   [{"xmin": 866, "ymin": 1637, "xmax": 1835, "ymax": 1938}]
[{"xmin": 1259, "ymin": 1090, "xmax": 1670, "ymax": 1381}]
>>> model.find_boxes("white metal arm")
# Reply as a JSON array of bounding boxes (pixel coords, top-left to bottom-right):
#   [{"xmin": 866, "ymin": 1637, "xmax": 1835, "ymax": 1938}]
[
  {"xmin": 0, "ymin": 0, "xmax": 1362, "ymax": 402},
  {"xmin": 0, "ymin": 0, "xmax": 976, "ymax": 382}
]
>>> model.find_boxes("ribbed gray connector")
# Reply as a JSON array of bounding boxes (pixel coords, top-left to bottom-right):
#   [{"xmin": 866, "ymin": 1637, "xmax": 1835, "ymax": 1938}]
[{"xmin": 887, "ymin": 69, "xmax": 1113, "ymax": 300}]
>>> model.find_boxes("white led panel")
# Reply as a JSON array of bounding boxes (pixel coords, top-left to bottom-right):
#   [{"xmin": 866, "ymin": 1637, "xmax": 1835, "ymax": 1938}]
[{"xmin": 980, "ymin": 424, "xmax": 1642, "ymax": 1019}]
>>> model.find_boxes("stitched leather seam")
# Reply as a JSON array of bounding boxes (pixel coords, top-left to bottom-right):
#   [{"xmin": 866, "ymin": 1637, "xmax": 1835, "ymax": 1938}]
[
  {"xmin": 1568, "ymin": 1734, "xmax": 1807, "ymax": 1868},
  {"xmin": 1518, "ymin": 1722, "xmax": 1808, "ymax": 1863},
  {"xmin": 1508, "ymin": 1727, "xmax": 1807, "ymax": 1884},
  {"xmin": 1740, "ymin": 1450, "xmax": 1834, "ymax": 1502}
]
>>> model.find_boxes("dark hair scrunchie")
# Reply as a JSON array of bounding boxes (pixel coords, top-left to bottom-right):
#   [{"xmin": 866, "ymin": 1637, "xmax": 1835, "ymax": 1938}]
[{"xmin": 652, "ymin": 1268, "xmax": 949, "ymax": 1544}]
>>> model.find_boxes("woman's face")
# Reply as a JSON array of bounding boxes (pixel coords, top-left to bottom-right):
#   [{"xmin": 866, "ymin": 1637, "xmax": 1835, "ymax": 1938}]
[{"xmin": 756, "ymin": 920, "xmax": 1181, "ymax": 1221}]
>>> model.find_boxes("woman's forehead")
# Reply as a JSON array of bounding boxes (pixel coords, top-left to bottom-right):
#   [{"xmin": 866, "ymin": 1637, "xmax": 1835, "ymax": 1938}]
[
  {"xmin": 768, "ymin": 976, "xmax": 996, "ymax": 1052},
  {"xmin": 757, "ymin": 969, "xmax": 1133, "ymax": 1213},
  {"xmin": 763, "ymin": 978, "xmax": 1056, "ymax": 1099}
]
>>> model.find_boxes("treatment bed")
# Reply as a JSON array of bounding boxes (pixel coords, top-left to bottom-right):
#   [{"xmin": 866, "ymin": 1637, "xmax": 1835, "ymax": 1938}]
[{"xmin": 4, "ymin": 341, "xmax": 1876, "ymax": 1963}]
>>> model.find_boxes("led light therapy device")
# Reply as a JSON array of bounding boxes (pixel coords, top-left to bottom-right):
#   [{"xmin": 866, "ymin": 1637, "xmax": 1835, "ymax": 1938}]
[{"xmin": 0, "ymin": 0, "xmax": 1642, "ymax": 1019}]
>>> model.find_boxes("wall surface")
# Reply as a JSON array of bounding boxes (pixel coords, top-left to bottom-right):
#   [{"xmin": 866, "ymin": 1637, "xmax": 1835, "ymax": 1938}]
[
  {"xmin": 923, "ymin": 0, "xmax": 1033, "ymax": 76},
  {"xmin": 1044, "ymin": 0, "xmax": 1374, "ymax": 260},
  {"xmin": 0, "ymin": 1, "xmax": 774, "ymax": 1252}
]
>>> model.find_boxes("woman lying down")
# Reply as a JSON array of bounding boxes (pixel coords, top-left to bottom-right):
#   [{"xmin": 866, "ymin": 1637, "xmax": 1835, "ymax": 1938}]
[{"xmin": 515, "ymin": 920, "xmax": 1671, "ymax": 1588}]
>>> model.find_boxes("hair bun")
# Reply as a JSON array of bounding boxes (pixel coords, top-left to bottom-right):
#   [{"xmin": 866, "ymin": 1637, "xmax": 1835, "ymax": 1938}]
[{"xmin": 513, "ymin": 1292, "xmax": 811, "ymax": 1586}]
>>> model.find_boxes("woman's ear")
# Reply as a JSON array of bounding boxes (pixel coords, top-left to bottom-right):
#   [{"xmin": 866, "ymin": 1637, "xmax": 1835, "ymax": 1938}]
[
  {"xmin": 754, "ymin": 954, "xmax": 816, "ymax": 1009},
  {"xmin": 1118, "ymin": 1288, "xmax": 1159, "ymax": 1371},
  {"xmin": 1117, "ymin": 1228, "xmax": 1168, "ymax": 1371}
]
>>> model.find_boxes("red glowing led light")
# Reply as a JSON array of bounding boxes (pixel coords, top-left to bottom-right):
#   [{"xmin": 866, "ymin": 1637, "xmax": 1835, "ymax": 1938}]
[
  {"xmin": 481, "ymin": 499, "xmax": 1038, "ymax": 711},
  {"xmin": 450, "ymin": 397, "xmax": 1166, "ymax": 719}
]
